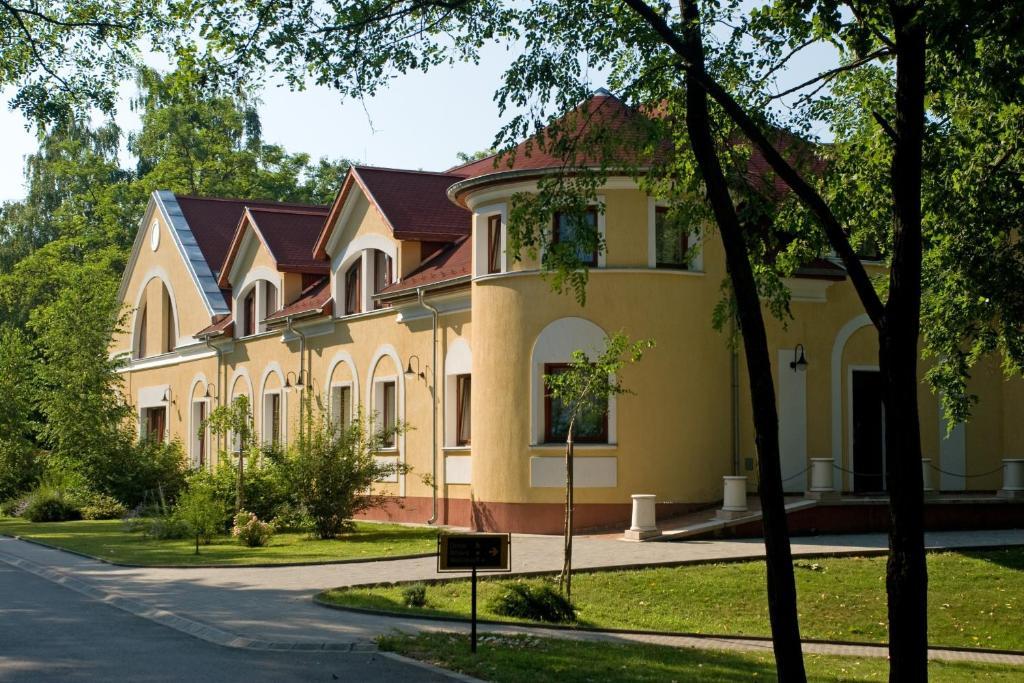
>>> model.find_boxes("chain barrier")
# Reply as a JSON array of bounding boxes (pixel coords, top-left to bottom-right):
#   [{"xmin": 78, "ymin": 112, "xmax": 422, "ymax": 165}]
[{"xmin": 824, "ymin": 461, "xmax": 1003, "ymax": 480}]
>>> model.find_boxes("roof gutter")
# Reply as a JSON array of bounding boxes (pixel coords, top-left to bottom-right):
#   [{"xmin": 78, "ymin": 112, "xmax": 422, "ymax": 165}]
[
  {"xmin": 374, "ymin": 274, "xmax": 471, "ymax": 303},
  {"xmin": 446, "ymin": 166, "xmax": 647, "ymax": 207}
]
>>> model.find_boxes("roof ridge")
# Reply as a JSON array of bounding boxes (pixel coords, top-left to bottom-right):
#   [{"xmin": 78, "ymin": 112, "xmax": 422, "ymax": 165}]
[
  {"xmin": 246, "ymin": 206, "xmax": 330, "ymax": 216},
  {"xmin": 175, "ymin": 194, "xmax": 328, "ymax": 209},
  {"xmin": 353, "ymin": 164, "xmax": 462, "ymax": 178}
]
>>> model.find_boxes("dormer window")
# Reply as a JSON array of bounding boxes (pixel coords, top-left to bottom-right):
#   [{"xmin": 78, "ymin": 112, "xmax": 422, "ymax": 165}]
[
  {"xmin": 243, "ymin": 289, "xmax": 256, "ymax": 337},
  {"xmin": 372, "ymin": 250, "xmax": 392, "ymax": 309},
  {"xmin": 345, "ymin": 261, "xmax": 362, "ymax": 315}
]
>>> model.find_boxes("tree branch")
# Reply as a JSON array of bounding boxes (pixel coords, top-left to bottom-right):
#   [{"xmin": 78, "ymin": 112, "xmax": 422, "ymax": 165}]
[
  {"xmin": 619, "ymin": 0, "xmax": 886, "ymax": 328},
  {"xmin": 873, "ymin": 111, "xmax": 897, "ymax": 141},
  {"xmin": 766, "ymin": 48, "xmax": 891, "ymax": 102},
  {"xmin": 0, "ymin": 0, "xmax": 133, "ymax": 31}
]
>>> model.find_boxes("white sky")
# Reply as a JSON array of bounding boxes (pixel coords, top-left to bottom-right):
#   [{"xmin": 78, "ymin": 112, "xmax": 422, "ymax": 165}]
[{"xmin": 0, "ymin": 38, "xmax": 837, "ymax": 204}]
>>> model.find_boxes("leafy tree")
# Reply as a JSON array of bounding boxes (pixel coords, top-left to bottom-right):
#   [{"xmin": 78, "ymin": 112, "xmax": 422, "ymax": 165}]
[
  {"xmin": 0, "ymin": 326, "xmax": 39, "ymax": 500},
  {"xmin": 201, "ymin": 395, "xmax": 256, "ymax": 513},
  {"xmin": 543, "ymin": 332, "xmax": 653, "ymax": 600},
  {"xmin": 0, "ymin": 0, "xmax": 163, "ymax": 124},
  {"xmin": 287, "ymin": 411, "xmax": 409, "ymax": 540},
  {"xmin": 174, "ymin": 478, "xmax": 225, "ymax": 553}
]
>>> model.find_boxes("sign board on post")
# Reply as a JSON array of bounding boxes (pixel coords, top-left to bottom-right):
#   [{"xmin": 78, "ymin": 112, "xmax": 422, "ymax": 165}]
[{"xmin": 437, "ymin": 533, "xmax": 512, "ymax": 653}]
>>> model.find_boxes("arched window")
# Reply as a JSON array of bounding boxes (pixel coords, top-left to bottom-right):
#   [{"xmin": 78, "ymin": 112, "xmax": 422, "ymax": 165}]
[
  {"xmin": 133, "ymin": 279, "xmax": 178, "ymax": 359},
  {"xmin": 164, "ymin": 287, "xmax": 176, "ymax": 352},
  {"xmin": 371, "ymin": 249, "xmax": 392, "ymax": 309},
  {"xmin": 135, "ymin": 303, "xmax": 148, "ymax": 359},
  {"xmin": 238, "ymin": 279, "xmax": 279, "ymax": 337},
  {"xmin": 530, "ymin": 317, "xmax": 616, "ymax": 445}
]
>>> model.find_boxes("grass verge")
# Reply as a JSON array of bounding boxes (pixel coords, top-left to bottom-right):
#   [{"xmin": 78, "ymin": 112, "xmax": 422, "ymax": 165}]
[
  {"xmin": 0, "ymin": 517, "xmax": 437, "ymax": 567},
  {"xmin": 323, "ymin": 548, "xmax": 1024, "ymax": 650},
  {"xmin": 379, "ymin": 632, "xmax": 1024, "ymax": 682}
]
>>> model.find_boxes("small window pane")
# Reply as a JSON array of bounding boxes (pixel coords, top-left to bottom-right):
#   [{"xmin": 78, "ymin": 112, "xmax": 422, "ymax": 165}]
[
  {"xmin": 456, "ymin": 374, "xmax": 471, "ymax": 446},
  {"xmin": 487, "ymin": 215, "xmax": 502, "ymax": 274},
  {"xmin": 543, "ymin": 364, "xmax": 608, "ymax": 443},
  {"xmin": 553, "ymin": 209, "xmax": 598, "ymax": 266},
  {"xmin": 381, "ymin": 381, "xmax": 396, "ymax": 447},
  {"xmin": 345, "ymin": 261, "xmax": 362, "ymax": 315},
  {"xmin": 655, "ymin": 207, "xmax": 689, "ymax": 269}
]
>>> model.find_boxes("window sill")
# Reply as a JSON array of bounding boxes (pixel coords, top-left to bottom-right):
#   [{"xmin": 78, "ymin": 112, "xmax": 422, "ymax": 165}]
[
  {"xmin": 530, "ymin": 443, "xmax": 617, "ymax": 450},
  {"xmin": 443, "ymin": 446, "xmax": 471, "ymax": 453},
  {"xmin": 375, "ymin": 448, "xmax": 399, "ymax": 454}
]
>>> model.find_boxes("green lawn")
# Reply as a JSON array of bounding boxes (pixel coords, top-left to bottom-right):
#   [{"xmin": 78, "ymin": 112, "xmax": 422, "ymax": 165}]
[
  {"xmin": 0, "ymin": 517, "xmax": 438, "ymax": 567},
  {"xmin": 324, "ymin": 548, "xmax": 1024, "ymax": 651},
  {"xmin": 380, "ymin": 633, "xmax": 1024, "ymax": 683}
]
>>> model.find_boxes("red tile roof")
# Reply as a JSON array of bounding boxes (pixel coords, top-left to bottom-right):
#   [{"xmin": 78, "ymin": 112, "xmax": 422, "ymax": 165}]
[
  {"xmin": 195, "ymin": 313, "xmax": 233, "ymax": 338},
  {"xmin": 447, "ymin": 91, "xmax": 658, "ymax": 181},
  {"xmin": 175, "ymin": 195, "xmax": 328, "ymax": 279},
  {"xmin": 265, "ymin": 277, "xmax": 333, "ymax": 322},
  {"xmin": 217, "ymin": 205, "xmax": 330, "ymax": 288},
  {"xmin": 377, "ymin": 236, "xmax": 471, "ymax": 297},
  {"xmin": 314, "ymin": 167, "xmax": 471, "ymax": 258}
]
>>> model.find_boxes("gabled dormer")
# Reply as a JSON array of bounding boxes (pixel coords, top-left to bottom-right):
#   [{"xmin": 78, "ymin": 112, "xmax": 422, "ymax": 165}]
[
  {"xmin": 218, "ymin": 204, "xmax": 330, "ymax": 338},
  {"xmin": 313, "ymin": 166, "xmax": 471, "ymax": 317}
]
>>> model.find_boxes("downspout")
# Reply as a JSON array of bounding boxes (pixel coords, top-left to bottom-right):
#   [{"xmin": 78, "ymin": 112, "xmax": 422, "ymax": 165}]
[
  {"xmin": 730, "ymin": 314, "xmax": 741, "ymax": 476},
  {"xmin": 204, "ymin": 336, "xmax": 225, "ymax": 457},
  {"xmin": 418, "ymin": 287, "xmax": 440, "ymax": 525},
  {"xmin": 286, "ymin": 317, "xmax": 307, "ymax": 444}
]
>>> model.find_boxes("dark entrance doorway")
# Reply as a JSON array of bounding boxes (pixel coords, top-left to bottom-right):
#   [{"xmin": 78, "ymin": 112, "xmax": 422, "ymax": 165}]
[{"xmin": 852, "ymin": 370, "xmax": 885, "ymax": 492}]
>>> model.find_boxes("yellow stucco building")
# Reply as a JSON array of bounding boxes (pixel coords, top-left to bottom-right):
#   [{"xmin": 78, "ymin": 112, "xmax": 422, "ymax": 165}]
[{"xmin": 112, "ymin": 94, "xmax": 1023, "ymax": 533}]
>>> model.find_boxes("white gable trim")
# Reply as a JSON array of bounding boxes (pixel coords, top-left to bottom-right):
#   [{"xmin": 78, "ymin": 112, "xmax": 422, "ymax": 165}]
[{"xmin": 116, "ymin": 191, "xmax": 230, "ymax": 320}]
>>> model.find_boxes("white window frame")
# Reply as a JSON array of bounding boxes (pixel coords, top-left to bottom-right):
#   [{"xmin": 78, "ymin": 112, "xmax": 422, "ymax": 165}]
[
  {"xmin": 444, "ymin": 339, "xmax": 472, "ymax": 449},
  {"xmin": 190, "ymin": 399, "xmax": 211, "ymax": 469},
  {"xmin": 330, "ymin": 382, "xmax": 354, "ymax": 432},
  {"xmin": 647, "ymin": 198, "xmax": 703, "ymax": 272},
  {"xmin": 372, "ymin": 376, "xmax": 399, "ymax": 452},
  {"xmin": 474, "ymin": 203, "xmax": 508, "ymax": 277},
  {"xmin": 262, "ymin": 389, "xmax": 284, "ymax": 447}
]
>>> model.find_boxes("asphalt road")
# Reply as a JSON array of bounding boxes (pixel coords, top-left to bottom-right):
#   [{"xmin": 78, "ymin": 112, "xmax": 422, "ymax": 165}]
[{"xmin": 0, "ymin": 564, "xmax": 450, "ymax": 682}]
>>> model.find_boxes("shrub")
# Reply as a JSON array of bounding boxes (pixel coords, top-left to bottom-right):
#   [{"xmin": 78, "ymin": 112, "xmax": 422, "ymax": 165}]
[
  {"xmin": 142, "ymin": 515, "xmax": 191, "ymax": 540},
  {"xmin": 231, "ymin": 510, "xmax": 274, "ymax": 547},
  {"xmin": 402, "ymin": 583, "xmax": 428, "ymax": 608},
  {"xmin": 23, "ymin": 491, "xmax": 81, "ymax": 522},
  {"xmin": 286, "ymin": 412, "xmax": 409, "ymax": 539},
  {"xmin": 174, "ymin": 484, "xmax": 225, "ymax": 548},
  {"xmin": 270, "ymin": 502, "xmax": 312, "ymax": 532},
  {"xmin": 488, "ymin": 583, "xmax": 575, "ymax": 623},
  {"xmin": 79, "ymin": 494, "xmax": 128, "ymax": 520},
  {"xmin": 191, "ymin": 459, "xmax": 291, "ymax": 529},
  {"xmin": 0, "ymin": 495, "xmax": 30, "ymax": 518}
]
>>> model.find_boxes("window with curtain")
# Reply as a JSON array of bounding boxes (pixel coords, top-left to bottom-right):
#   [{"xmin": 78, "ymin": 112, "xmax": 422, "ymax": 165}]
[
  {"xmin": 381, "ymin": 381, "xmax": 396, "ymax": 447},
  {"xmin": 456, "ymin": 374, "xmax": 471, "ymax": 446},
  {"xmin": 373, "ymin": 250, "xmax": 392, "ymax": 309},
  {"xmin": 543, "ymin": 363, "xmax": 608, "ymax": 443},
  {"xmin": 163, "ymin": 289, "xmax": 176, "ymax": 352},
  {"xmin": 136, "ymin": 305, "xmax": 147, "ymax": 358},
  {"xmin": 655, "ymin": 206, "xmax": 689, "ymax": 269},
  {"xmin": 487, "ymin": 215, "xmax": 502, "ymax": 274},
  {"xmin": 243, "ymin": 289, "xmax": 256, "ymax": 336},
  {"xmin": 552, "ymin": 208, "xmax": 598, "ymax": 266},
  {"xmin": 345, "ymin": 260, "xmax": 362, "ymax": 315},
  {"xmin": 331, "ymin": 385, "xmax": 352, "ymax": 432}
]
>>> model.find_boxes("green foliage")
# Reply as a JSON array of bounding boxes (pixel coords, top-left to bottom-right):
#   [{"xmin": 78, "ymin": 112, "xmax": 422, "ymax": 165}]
[
  {"xmin": 0, "ymin": 327, "xmax": 39, "ymax": 499},
  {"xmin": 175, "ymin": 483, "xmax": 225, "ymax": 546},
  {"xmin": 231, "ymin": 510, "xmax": 274, "ymax": 548},
  {"xmin": 402, "ymin": 583, "xmax": 428, "ymax": 608},
  {"xmin": 187, "ymin": 457, "xmax": 291, "ymax": 528},
  {"xmin": 22, "ymin": 481, "xmax": 82, "ymax": 522},
  {"xmin": 78, "ymin": 493, "xmax": 128, "ymax": 520},
  {"xmin": 286, "ymin": 411, "xmax": 409, "ymax": 540},
  {"xmin": 488, "ymin": 582, "xmax": 575, "ymax": 624},
  {"xmin": 543, "ymin": 332, "xmax": 654, "ymax": 442},
  {"xmin": 141, "ymin": 515, "xmax": 192, "ymax": 541}
]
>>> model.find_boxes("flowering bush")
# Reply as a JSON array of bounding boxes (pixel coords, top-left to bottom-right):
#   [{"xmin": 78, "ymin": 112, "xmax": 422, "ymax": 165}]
[{"xmin": 231, "ymin": 510, "xmax": 274, "ymax": 547}]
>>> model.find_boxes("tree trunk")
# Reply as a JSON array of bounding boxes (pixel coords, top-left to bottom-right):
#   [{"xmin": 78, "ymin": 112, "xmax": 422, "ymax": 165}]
[
  {"xmin": 236, "ymin": 449, "xmax": 244, "ymax": 513},
  {"xmin": 560, "ymin": 422, "xmax": 575, "ymax": 600},
  {"xmin": 680, "ymin": 1, "xmax": 806, "ymax": 679},
  {"xmin": 883, "ymin": 4, "xmax": 928, "ymax": 680}
]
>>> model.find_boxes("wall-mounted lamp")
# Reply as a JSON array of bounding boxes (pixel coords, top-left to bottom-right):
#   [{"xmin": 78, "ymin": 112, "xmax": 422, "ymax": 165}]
[
  {"xmin": 405, "ymin": 354, "xmax": 425, "ymax": 379},
  {"xmin": 284, "ymin": 370, "xmax": 306, "ymax": 391},
  {"xmin": 789, "ymin": 344, "xmax": 808, "ymax": 372},
  {"xmin": 162, "ymin": 387, "xmax": 176, "ymax": 405},
  {"xmin": 203, "ymin": 383, "xmax": 218, "ymax": 400}
]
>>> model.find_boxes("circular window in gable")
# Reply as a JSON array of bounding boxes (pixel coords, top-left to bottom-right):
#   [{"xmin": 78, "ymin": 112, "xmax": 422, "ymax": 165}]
[{"xmin": 150, "ymin": 221, "xmax": 160, "ymax": 251}]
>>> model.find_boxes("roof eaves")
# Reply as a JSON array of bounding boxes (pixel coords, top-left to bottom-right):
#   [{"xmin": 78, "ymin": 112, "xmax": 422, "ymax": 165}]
[{"xmin": 374, "ymin": 274, "xmax": 471, "ymax": 301}]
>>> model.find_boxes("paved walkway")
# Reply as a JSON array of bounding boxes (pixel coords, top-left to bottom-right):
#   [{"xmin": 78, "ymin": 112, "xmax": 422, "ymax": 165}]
[{"xmin": 2, "ymin": 529, "xmax": 1024, "ymax": 666}]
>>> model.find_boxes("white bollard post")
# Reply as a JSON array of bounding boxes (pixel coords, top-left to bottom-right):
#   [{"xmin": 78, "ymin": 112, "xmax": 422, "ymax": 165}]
[
  {"xmin": 999, "ymin": 459, "xmax": 1024, "ymax": 500},
  {"xmin": 716, "ymin": 476, "xmax": 749, "ymax": 520},
  {"xmin": 624, "ymin": 494, "xmax": 659, "ymax": 540},
  {"xmin": 806, "ymin": 458, "xmax": 839, "ymax": 502}
]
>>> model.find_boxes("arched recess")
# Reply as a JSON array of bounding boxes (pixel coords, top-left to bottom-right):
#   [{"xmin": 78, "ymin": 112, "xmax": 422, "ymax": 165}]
[
  {"xmin": 830, "ymin": 313, "xmax": 874, "ymax": 490},
  {"xmin": 444, "ymin": 338, "xmax": 472, "ymax": 447},
  {"xmin": 234, "ymin": 266, "xmax": 281, "ymax": 337},
  {"xmin": 258, "ymin": 363, "xmax": 287, "ymax": 446},
  {"xmin": 530, "ymin": 317, "xmax": 615, "ymax": 445},
  {"xmin": 332, "ymin": 233, "xmax": 397, "ymax": 317},
  {"xmin": 367, "ymin": 344, "xmax": 406, "ymax": 495},
  {"xmin": 131, "ymin": 269, "xmax": 182, "ymax": 358},
  {"xmin": 188, "ymin": 374, "xmax": 211, "ymax": 469},
  {"xmin": 325, "ymin": 351, "xmax": 359, "ymax": 430},
  {"xmin": 227, "ymin": 368, "xmax": 254, "ymax": 456}
]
